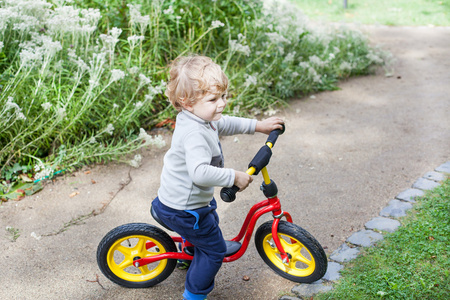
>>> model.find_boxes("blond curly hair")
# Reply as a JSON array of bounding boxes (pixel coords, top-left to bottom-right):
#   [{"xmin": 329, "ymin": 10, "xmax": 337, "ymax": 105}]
[{"xmin": 165, "ymin": 55, "xmax": 228, "ymax": 111}]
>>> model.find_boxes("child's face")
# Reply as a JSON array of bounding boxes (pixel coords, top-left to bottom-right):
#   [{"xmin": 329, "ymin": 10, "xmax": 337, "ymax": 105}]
[{"xmin": 184, "ymin": 88, "xmax": 227, "ymax": 122}]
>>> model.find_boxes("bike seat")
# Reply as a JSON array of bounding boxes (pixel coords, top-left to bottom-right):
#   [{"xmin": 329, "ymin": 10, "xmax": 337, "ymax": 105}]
[{"xmin": 150, "ymin": 205, "xmax": 174, "ymax": 231}]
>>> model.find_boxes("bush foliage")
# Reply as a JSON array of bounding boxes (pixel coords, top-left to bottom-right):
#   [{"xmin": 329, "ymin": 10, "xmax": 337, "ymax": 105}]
[{"xmin": 0, "ymin": 0, "xmax": 385, "ymax": 184}]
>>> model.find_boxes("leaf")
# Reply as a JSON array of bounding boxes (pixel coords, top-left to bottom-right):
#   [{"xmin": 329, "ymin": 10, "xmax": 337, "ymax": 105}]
[
  {"xmin": 69, "ymin": 191, "xmax": 80, "ymax": 198},
  {"xmin": 19, "ymin": 174, "xmax": 33, "ymax": 182},
  {"xmin": 155, "ymin": 118, "xmax": 175, "ymax": 128},
  {"xmin": 0, "ymin": 182, "xmax": 43, "ymax": 201},
  {"xmin": 24, "ymin": 182, "xmax": 44, "ymax": 196},
  {"xmin": 0, "ymin": 187, "xmax": 25, "ymax": 201}
]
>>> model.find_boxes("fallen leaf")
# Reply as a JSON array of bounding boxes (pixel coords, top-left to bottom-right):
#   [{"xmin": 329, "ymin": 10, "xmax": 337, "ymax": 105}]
[
  {"xmin": 69, "ymin": 191, "xmax": 80, "ymax": 198},
  {"xmin": 1, "ymin": 183, "xmax": 33, "ymax": 201},
  {"xmin": 155, "ymin": 118, "xmax": 175, "ymax": 128},
  {"xmin": 428, "ymin": 236, "xmax": 435, "ymax": 241},
  {"xmin": 25, "ymin": 182, "xmax": 44, "ymax": 196},
  {"xmin": 84, "ymin": 170, "xmax": 91, "ymax": 174},
  {"xmin": 91, "ymin": 179, "xmax": 96, "ymax": 184}
]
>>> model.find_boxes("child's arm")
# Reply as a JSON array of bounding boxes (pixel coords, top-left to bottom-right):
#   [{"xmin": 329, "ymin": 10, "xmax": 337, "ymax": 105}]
[
  {"xmin": 255, "ymin": 117, "xmax": 284, "ymax": 135},
  {"xmin": 233, "ymin": 117, "xmax": 283, "ymax": 192}
]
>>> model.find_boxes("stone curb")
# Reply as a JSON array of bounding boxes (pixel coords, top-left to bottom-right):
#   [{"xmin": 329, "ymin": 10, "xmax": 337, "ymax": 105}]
[{"xmin": 281, "ymin": 161, "xmax": 449, "ymax": 300}]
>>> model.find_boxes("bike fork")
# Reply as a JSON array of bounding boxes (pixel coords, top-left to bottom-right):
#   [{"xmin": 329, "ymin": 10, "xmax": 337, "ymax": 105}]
[{"xmin": 271, "ymin": 210, "xmax": 293, "ymax": 264}]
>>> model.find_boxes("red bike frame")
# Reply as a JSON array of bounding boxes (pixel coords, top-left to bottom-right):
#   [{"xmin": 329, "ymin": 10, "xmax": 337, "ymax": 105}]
[
  {"xmin": 133, "ymin": 136, "xmax": 293, "ymax": 268},
  {"xmin": 133, "ymin": 191, "xmax": 293, "ymax": 268}
]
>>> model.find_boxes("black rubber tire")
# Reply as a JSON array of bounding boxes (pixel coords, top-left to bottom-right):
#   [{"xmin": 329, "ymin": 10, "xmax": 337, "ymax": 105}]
[
  {"xmin": 97, "ymin": 223, "xmax": 177, "ymax": 288},
  {"xmin": 255, "ymin": 220, "xmax": 327, "ymax": 283}
]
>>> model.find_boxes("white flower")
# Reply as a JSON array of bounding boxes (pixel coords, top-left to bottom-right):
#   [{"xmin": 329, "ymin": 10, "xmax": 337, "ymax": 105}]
[
  {"xmin": 89, "ymin": 137, "xmax": 96, "ymax": 144},
  {"xmin": 309, "ymin": 55, "xmax": 326, "ymax": 67},
  {"xmin": 127, "ymin": 35, "xmax": 145, "ymax": 43},
  {"xmin": 31, "ymin": 232, "xmax": 41, "ymax": 240},
  {"xmin": 292, "ymin": 71, "xmax": 299, "ymax": 77},
  {"xmin": 19, "ymin": 48, "xmax": 43, "ymax": 68},
  {"xmin": 113, "ymin": 104, "xmax": 119, "ymax": 109},
  {"xmin": 127, "ymin": 35, "xmax": 145, "ymax": 47},
  {"xmin": 17, "ymin": 112, "xmax": 26, "ymax": 120},
  {"xmin": 100, "ymin": 27, "xmax": 122, "ymax": 50},
  {"xmin": 299, "ymin": 61, "xmax": 309, "ymax": 69},
  {"xmin": 139, "ymin": 74, "xmax": 151, "ymax": 86},
  {"xmin": 41, "ymin": 102, "xmax": 52, "ymax": 111},
  {"xmin": 339, "ymin": 61, "xmax": 352, "ymax": 71},
  {"xmin": 266, "ymin": 32, "xmax": 290, "ymax": 44},
  {"xmin": 151, "ymin": 135, "xmax": 166, "ymax": 148},
  {"xmin": 244, "ymin": 74, "xmax": 257, "ymax": 87},
  {"xmin": 128, "ymin": 66, "xmax": 140, "ymax": 74},
  {"xmin": 138, "ymin": 128, "xmax": 166, "ymax": 148},
  {"xmin": 307, "ymin": 67, "xmax": 321, "ymax": 83},
  {"xmin": 35, "ymin": 167, "xmax": 53, "ymax": 180},
  {"xmin": 105, "ymin": 124, "xmax": 114, "ymax": 135},
  {"xmin": 329, "ymin": 53, "xmax": 335, "ymax": 60},
  {"xmin": 109, "ymin": 27, "xmax": 122, "ymax": 39},
  {"xmin": 229, "ymin": 40, "xmax": 250, "ymax": 56},
  {"xmin": 129, "ymin": 154, "xmax": 142, "ymax": 168},
  {"xmin": 0, "ymin": 42, "xmax": 3, "ymax": 53},
  {"xmin": 264, "ymin": 109, "xmax": 278, "ymax": 116},
  {"xmin": 283, "ymin": 52, "xmax": 296, "ymax": 64},
  {"xmin": 57, "ymin": 107, "xmax": 66, "ymax": 118},
  {"xmin": 366, "ymin": 52, "xmax": 383, "ymax": 64},
  {"xmin": 211, "ymin": 20, "xmax": 224, "ymax": 28},
  {"xmin": 110, "ymin": 69, "xmax": 125, "ymax": 82},
  {"xmin": 134, "ymin": 101, "xmax": 143, "ymax": 109},
  {"xmin": 138, "ymin": 128, "xmax": 149, "ymax": 140},
  {"xmin": 6, "ymin": 97, "xmax": 20, "ymax": 111},
  {"xmin": 163, "ymin": 5, "xmax": 174, "ymax": 15}
]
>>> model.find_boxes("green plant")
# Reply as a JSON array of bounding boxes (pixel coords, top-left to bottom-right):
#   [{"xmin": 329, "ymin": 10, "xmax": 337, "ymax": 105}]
[
  {"xmin": 317, "ymin": 178, "xmax": 450, "ymax": 299},
  {"xmin": 5, "ymin": 226, "xmax": 20, "ymax": 242},
  {"xmin": 293, "ymin": 0, "xmax": 450, "ymax": 26},
  {"xmin": 0, "ymin": 0, "xmax": 385, "ymax": 187}
]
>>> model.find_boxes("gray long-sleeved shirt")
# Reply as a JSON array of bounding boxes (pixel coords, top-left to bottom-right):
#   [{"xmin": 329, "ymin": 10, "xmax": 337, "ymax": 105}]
[{"xmin": 158, "ymin": 110, "xmax": 257, "ymax": 210}]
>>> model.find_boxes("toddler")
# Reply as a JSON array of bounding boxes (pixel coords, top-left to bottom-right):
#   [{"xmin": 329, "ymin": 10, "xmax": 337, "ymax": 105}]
[{"xmin": 151, "ymin": 55, "xmax": 284, "ymax": 300}]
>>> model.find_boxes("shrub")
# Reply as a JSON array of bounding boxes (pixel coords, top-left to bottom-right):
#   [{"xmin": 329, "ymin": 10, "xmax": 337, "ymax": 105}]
[{"xmin": 0, "ymin": 0, "xmax": 385, "ymax": 183}]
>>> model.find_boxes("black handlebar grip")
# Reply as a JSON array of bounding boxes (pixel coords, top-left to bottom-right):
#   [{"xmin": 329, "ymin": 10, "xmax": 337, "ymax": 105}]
[
  {"xmin": 220, "ymin": 185, "xmax": 240, "ymax": 202},
  {"xmin": 266, "ymin": 124, "xmax": 286, "ymax": 147}
]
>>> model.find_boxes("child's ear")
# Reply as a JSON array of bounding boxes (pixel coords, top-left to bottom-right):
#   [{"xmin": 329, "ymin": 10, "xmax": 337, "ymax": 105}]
[{"xmin": 180, "ymin": 99, "xmax": 194, "ymax": 112}]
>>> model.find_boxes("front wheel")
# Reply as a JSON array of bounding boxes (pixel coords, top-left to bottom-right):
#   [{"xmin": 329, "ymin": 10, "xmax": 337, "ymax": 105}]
[
  {"xmin": 255, "ymin": 220, "xmax": 327, "ymax": 283},
  {"xmin": 97, "ymin": 223, "xmax": 177, "ymax": 288}
]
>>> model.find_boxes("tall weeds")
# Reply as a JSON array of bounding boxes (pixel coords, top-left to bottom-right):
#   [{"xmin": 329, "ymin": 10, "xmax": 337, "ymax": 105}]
[{"xmin": 0, "ymin": 0, "xmax": 386, "ymax": 181}]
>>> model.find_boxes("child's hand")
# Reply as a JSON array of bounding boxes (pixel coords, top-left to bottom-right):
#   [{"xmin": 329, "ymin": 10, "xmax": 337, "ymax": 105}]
[
  {"xmin": 255, "ymin": 117, "xmax": 284, "ymax": 135},
  {"xmin": 234, "ymin": 171, "xmax": 253, "ymax": 192}
]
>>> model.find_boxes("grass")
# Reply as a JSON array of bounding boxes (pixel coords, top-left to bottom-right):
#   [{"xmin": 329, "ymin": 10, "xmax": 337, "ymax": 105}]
[
  {"xmin": 292, "ymin": 0, "xmax": 450, "ymax": 26},
  {"xmin": 316, "ymin": 178, "xmax": 450, "ymax": 299}
]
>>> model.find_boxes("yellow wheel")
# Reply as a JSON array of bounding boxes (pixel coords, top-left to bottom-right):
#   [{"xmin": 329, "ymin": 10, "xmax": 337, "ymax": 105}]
[
  {"xmin": 97, "ymin": 223, "xmax": 177, "ymax": 288},
  {"xmin": 255, "ymin": 220, "xmax": 327, "ymax": 283}
]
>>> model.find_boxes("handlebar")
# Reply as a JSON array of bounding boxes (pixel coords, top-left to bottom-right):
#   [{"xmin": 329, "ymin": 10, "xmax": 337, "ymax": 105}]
[{"xmin": 220, "ymin": 124, "xmax": 285, "ymax": 202}]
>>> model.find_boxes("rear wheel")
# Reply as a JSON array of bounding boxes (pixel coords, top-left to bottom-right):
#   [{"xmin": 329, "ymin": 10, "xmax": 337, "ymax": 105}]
[
  {"xmin": 255, "ymin": 220, "xmax": 327, "ymax": 283},
  {"xmin": 97, "ymin": 223, "xmax": 177, "ymax": 288}
]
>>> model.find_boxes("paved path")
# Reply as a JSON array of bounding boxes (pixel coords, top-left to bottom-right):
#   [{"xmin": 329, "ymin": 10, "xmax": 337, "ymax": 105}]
[{"xmin": 1, "ymin": 25, "xmax": 449, "ymax": 300}]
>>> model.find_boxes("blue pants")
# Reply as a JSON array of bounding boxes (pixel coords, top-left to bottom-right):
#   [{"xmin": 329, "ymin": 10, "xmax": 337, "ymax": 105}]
[{"xmin": 152, "ymin": 197, "xmax": 227, "ymax": 296}]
